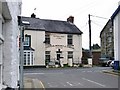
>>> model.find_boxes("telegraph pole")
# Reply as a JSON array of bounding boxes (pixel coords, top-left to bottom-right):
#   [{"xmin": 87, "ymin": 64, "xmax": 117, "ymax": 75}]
[
  {"xmin": 19, "ymin": 26, "xmax": 24, "ymax": 89},
  {"xmin": 18, "ymin": 16, "xmax": 30, "ymax": 89},
  {"xmin": 88, "ymin": 14, "xmax": 92, "ymax": 56},
  {"xmin": 18, "ymin": 16, "xmax": 24, "ymax": 89}
]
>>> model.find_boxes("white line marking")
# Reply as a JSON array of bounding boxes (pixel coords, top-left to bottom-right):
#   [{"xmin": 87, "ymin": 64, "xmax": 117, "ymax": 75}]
[
  {"xmin": 82, "ymin": 78, "xmax": 106, "ymax": 87},
  {"xmin": 82, "ymin": 71, "xmax": 86, "ymax": 72},
  {"xmin": 66, "ymin": 82, "xmax": 73, "ymax": 86},
  {"xmin": 24, "ymin": 72, "xmax": 63, "ymax": 75},
  {"xmin": 48, "ymin": 82, "xmax": 58, "ymax": 87},
  {"xmin": 60, "ymin": 82, "xmax": 67, "ymax": 87},
  {"xmin": 87, "ymin": 71, "xmax": 92, "ymax": 72},
  {"xmin": 24, "ymin": 73, "xmax": 45, "ymax": 75},
  {"xmin": 78, "ymin": 82, "xmax": 84, "ymax": 86}
]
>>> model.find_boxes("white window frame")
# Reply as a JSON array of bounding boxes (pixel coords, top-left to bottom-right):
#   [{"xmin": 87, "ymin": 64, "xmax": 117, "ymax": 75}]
[
  {"xmin": 45, "ymin": 34, "xmax": 50, "ymax": 44},
  {"xmin": 109, "ymin": 27, "xmax": 112, "ymax": 32},
  {"xmin": 24, "ymin": 51, "xmax": 34, "ymax": 66},
  {"xmin": 24, "ymin": 36, "xmax": 30, "ymax": 46},
  {"xmin": 68, "ymin": 51, "xmax": 73, "ymax": 59},
  {"xmin": 67, "ymin": 34, "xmax": 73, "ymax": 45}
]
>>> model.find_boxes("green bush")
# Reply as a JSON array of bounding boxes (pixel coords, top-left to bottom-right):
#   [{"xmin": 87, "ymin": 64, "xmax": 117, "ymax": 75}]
[
  {"xmin": 79, "ymin": 64, "xmax": 83, "ymax": 67},
  {"xmin": 118, "ymin": 66, "xmax": 120, "ymax": 70},
  {"xmin": 63, "ymin": 64, "xmax": 69, "ymax": 67}
]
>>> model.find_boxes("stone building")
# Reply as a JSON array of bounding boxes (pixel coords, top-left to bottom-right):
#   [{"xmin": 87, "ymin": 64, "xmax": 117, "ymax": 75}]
[{"xmin": 100, "ymin": 19, "xmax": 114, "ymax": 58}]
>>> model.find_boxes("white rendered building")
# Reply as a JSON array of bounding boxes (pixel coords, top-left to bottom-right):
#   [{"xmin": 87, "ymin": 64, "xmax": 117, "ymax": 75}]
[
  {"xmin": 21, "ymin": 15, "xmax": 83, "ymax": 67},
  {"xmin": 111, "ymin": 3, "xmax": 120, "ymax": 65},
  {"xmin": 0, "ymin": 0, "xmax": 21, "ymax": 89}
]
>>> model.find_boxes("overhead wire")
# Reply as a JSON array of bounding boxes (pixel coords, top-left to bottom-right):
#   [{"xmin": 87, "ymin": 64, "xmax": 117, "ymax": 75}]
[
  {"xmin": 90, "ymin": 15, "xmax": 109, "ymax": 20},
  {"xmin": 91, "ymin": 20, "xmax": 104, "ymax": 28},
  {"xmin": 60, "ymin": 0, "xmax": 100, "ymax": 19}
]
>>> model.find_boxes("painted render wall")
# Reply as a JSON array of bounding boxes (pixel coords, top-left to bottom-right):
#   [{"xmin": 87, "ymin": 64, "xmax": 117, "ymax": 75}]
[
  {"xmin": 0, "ymin": 12, "xmax": 3, "ymax": 87},
  {"xmin": 2, "ymin": 1, "xmax": 21, "ymax": 88},
  {"xmin": 114, "ymin": 11, "xmax": 120, "ymax": 62},
  {"xmin": 46, "ymin": 33, "xmax": 82, "ymax": 64},
  {"xmin": 24, "ymin": 30, "xmax": 45, "ymax": 66},
  {"xmin": 24, "ymin": 30, "xmax": 82, "ymax": 66}
]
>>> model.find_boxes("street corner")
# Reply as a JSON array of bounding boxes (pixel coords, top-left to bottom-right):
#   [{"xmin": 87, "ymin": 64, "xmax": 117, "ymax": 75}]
[
  {"xmin": 24, "ymin": 77, "xmax": 45, "ymax": 89},
  {"xmin": 32, "ymin": 79, "xmax": 45, "ymax": 89},
  {"xmin": 24, "ymin": 77, "xmax": 33, "ymax": 88}
]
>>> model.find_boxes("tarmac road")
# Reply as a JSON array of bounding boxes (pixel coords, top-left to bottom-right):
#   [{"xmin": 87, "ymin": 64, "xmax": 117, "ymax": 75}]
[{"xmin": 24, "ymin": 67, "xmax": 118, "ymax": 88}]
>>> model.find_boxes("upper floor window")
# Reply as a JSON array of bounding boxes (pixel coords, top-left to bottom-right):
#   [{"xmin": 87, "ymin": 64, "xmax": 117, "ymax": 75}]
[
  {"xmin": 45, "ymin": 34, "xmax": 50, "ymax": 44},
  {"xmin": 109, "ymin": 28, "xmax": 112, "ymax": 32},
  {"xmin": 24, "ymin": 35, "xmax": 31, "ymax": 46},
  {"xmin": 67, "ymin": 34, "xmax": 73, "ymax": 45},
  {"xmin": 108, "ymin": 37, "xmax": 112, "ymax": 43}
]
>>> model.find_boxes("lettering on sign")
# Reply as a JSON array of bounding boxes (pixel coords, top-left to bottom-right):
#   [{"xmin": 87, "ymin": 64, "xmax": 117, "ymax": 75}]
[{"xmin": 53, "ymin": 35, "xmax": 64, "ymax": 39}]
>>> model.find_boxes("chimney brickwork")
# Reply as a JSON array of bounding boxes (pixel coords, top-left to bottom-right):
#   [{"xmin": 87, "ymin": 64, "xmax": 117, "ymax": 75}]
[{"xmin": 67, "ymin": 16, "xmax": 74, "ymax": 23}]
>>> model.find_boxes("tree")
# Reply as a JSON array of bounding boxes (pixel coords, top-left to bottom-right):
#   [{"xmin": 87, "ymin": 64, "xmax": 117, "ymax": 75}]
[{"xmin": 91, "ymin": 44, "xmax": 100, "ymax": 50}]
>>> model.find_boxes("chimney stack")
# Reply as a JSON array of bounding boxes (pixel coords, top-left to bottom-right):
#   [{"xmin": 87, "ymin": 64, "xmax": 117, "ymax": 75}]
[
  {"xmin": 67, "ymin": 16, "xmax": 74, "ymax": 23},
  {"xmin": 31, "ymin": 13, "xmax": 36, "ymax": 18}
]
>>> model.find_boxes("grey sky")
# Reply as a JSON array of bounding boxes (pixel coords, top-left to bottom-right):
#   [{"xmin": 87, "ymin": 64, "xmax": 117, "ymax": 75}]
[{"xmin": 21, "ymin": 0, "xmax": 120, "ymax": 49}]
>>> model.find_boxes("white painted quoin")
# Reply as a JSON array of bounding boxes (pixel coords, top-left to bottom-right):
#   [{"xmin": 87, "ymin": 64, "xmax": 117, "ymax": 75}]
[
  {"xmin": 21, "ymin": 16, "xmax": 83, "ymax": 67},
  {"xmin": 111, "ymin": 2, "xmax": 120, "ymax": 63},
  {"xmin": 0, "ymin": 0, "xmax": 21, "ymax": 88}
]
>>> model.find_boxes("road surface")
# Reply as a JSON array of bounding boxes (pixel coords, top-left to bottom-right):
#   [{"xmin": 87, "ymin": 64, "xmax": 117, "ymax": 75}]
[{"xmin": 24, "ymin": 67, "xmax": 118, "ymax": 88}]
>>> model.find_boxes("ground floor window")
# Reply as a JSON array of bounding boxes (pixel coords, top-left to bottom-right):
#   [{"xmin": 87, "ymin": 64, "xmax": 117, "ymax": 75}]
[
  {"xmin": 68, "ymin": 51, "xmax": 73, "ymax": 59},
  {"xmin": 24, "ymin": 51, "xmax": 34, "ymax": 65}
]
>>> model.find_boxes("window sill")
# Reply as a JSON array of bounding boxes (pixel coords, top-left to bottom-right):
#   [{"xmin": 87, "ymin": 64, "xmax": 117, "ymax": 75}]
[
  {"xmin": 67, "ymin": 45, "xmax": 74, "ymax": 49},
  {"xmin": 67, "ymin": 45, "xmax": 74, "ymax": 46}
]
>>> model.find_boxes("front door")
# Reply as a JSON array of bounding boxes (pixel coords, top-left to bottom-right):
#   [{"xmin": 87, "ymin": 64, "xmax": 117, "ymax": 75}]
[
  {"xmin": 57, "ymin": 54, "xmax": 60, "ymax": 61},
  {"xmin": 56, "ymin": 49, "xmax": 62, "ymax": 65}
]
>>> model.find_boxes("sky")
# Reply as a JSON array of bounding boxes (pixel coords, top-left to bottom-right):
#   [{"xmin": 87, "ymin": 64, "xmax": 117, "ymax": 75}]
[{"xmin": 21, "ymin": 0, "xmax": 120, "ymax": 49}]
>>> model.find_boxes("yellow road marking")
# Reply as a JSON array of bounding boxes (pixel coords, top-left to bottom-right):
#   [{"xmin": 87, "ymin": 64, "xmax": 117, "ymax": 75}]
[
  {"xmin": 39, "ymin": 80, "xmax": 45, "ymax": 90},
  {"xmin": 103, "ymin": 72, "xmax": 119, "ymax": 77}
]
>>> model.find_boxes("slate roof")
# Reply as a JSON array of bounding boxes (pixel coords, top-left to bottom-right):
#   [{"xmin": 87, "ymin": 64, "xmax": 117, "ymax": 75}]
[
  {"xmin": 21, "ymin": 17, "xmax": 83, "ymax": 35},
  {"xmin": 21, "ymin": 17, "xmax": 45, "ymax": 30}
]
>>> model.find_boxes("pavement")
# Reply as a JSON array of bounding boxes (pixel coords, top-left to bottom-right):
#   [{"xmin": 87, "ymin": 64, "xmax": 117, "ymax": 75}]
[
  {"xmin": 24, "ymin": 77, "xmax": 45, "ymax": 89},
  {"xmin": 102, "ymin": 69, "xmax": 120, "ymax": 76}
]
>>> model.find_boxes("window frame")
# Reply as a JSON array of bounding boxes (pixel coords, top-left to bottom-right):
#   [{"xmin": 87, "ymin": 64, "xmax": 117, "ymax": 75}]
[
  {"xmin": 24, "ymin": 51, "xmax": 34, "ymax": 65},
  {"xmin": 45, "ymin": 51, "xmax": 51, "ymax": 64},
  {"xmin": 68, "ymin": 51, "xmax": 73, "ymax": 59},
  {"xmin": 67, "ymin": 34, "xmax": 73, "ymax": 45},
  {"xmin": 45, "ymin": 34, "xmax": 50, "ymax": 44},
  {"xmin": 24, "ymin": 35, "xmax": 31, "ymax": 46}
]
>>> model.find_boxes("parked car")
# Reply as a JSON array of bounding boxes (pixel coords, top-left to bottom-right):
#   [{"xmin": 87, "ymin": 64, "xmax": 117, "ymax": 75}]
[
  {"xmin": 99, "ymin": 58, "xmax": 111, "ymax": 67},
  {"xmin": 107, "ymin": 60, "xmax": 112, "ymax": 66},
  {"xmin": 109, "ymin": 60, "xmax": 115, "ymax": 68}
]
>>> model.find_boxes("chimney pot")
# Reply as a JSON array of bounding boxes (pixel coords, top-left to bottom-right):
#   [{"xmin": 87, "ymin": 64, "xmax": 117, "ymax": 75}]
[
  {"xmin": 67, "ymin": 16, "xmax": 74, "ymax": 23},
  {"xmin": 31, "ymin": 13, "xmax": 36, "ymax": 18}
]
